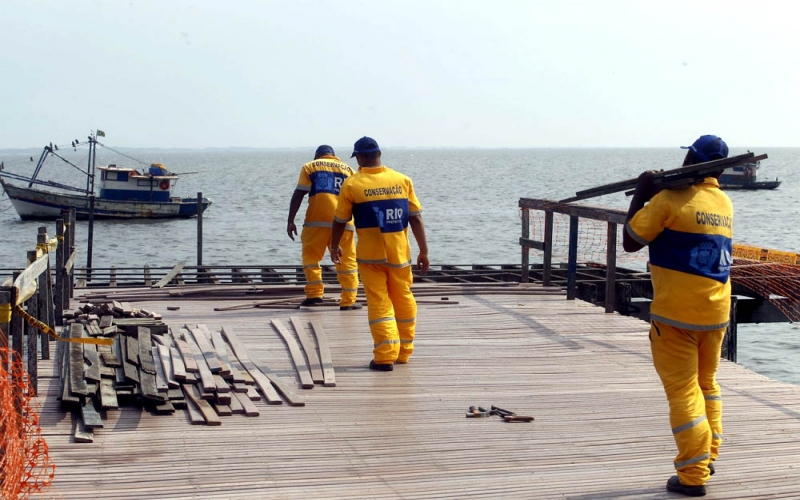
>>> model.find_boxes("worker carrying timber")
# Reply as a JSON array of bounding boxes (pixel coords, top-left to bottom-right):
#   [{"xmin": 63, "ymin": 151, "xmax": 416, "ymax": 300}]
[
  {"xmin": 623, "ymin": 134, "xmax": 733, "ymax": 497},
  {"xmin": 287, "ymin": 145, "xmax": 362, "ymax": 310},
  {"xmin": 330, "ymin": 136, "xmax": 430, "ymax": 371}
]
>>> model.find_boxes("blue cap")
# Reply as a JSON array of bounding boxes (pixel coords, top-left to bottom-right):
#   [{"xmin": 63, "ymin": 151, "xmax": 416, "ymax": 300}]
[
  {"xmin": 350, "ymin": 136, "xmax": 381, "ymax": 158},
  {"xmin": 680, "ymin": 135, "xmax": 729, "ymax": 163},
  {"xmin": 314, "ymin": 145, "xmax": 335, "ymax": 159}
]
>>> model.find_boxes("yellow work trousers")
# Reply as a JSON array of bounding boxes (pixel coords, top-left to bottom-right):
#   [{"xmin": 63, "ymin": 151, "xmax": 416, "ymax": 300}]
[
  {"xmin": 650, "ymin": 319, "xmax": 725, "ymax": 487},
  {"xmin": 358, "ymin": 263, "xmax": 417, "ymax": 364},
  {"xmin": 300, "ymin": 226, "xmax": 358, "ymax": 306}
]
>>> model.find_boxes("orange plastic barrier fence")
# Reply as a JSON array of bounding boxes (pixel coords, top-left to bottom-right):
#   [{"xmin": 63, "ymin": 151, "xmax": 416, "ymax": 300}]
[{"xmin": 0, "ymin": 346, "xmax": 55, "ymax": 499}]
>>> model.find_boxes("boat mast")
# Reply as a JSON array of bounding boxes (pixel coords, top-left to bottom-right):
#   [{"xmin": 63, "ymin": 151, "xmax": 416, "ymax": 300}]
[
  {"xmin": 27, "ymin": 145, "xmax": 53, "ymax": 188},
  {"xmin": 86, "ymin": 133, "xmax": 98, "ymax": 195}
]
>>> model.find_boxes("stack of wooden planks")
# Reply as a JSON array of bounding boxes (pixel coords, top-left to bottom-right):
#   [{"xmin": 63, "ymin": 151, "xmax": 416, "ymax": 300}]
[{"xmin": 57, "ymin": 302, "xmax": 340, "ymax": 443}]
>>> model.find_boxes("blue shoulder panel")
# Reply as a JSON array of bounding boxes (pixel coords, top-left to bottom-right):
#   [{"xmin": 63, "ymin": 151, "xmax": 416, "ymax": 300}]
[
  {"xmin": 309, "ymin": 171, "xmax": 347, "ymax": 196},
  {"xmin": 352, "ymin": 199, "xmax": 409, "ymax": 233}
]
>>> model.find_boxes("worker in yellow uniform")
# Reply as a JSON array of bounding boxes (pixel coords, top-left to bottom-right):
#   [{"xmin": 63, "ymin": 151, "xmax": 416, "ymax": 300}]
[
  {"xmin": 624, "ymin": 135, "xmax": 733, "ymax": 497},
  {"xmin": 330, "ymin": 137, "xmax": 430, "ymax": 371},
  {"xmin": 287, "ymin": 145, "xmax": 361, "ymax": 310}
]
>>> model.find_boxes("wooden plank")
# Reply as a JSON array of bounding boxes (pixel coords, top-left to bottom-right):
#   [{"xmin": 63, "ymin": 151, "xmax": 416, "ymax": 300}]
[
  {"xmin": 233, "ymin": 391, "xmax": 260, "ymax": 417},
  {"xmin": 213, "ymin": 374, "xmax": 231, "ymax": 393},
  {"xmin": 227, "ymin": 391, "xmax": 244, "ymax": 414},
  {"xmin": 222, "ymin": 325, "xmax": 304, "ymax": 406},
  {"xmin": 121, "ymin": 334, "xmax": 139, "ymax": 384},
  {"xmin": 69, "ymin": 323, "xmax": 88, "ymax": 396},
  {"xmin": 72, "ymin": 412, "xmax": 94, "ymax": 443},
  {"xmin": 184, "ymin": 402, "xmax": 205, "ymax": 425},
  {"xmin": 175, "ymin": 337, "xmax": 199, "ymax": 373},
  {"xmin": 271, "ymin": 319, "xmax": 314, "ymax": 389},
  {"xmin": 212, "ymin": 403, "xmax": 233, "ymax": 416},
  {"xmin": 246, "ymin": 385, "xmax": 261, "ymax": 401},
  {"xmin": 157, "ymin": 344, "xmax": 179, "ymax": 388},
  {"xmin": 99, "ymin": 378, "xmax": 119, "ymax": 409},
  {"xmin": 81, "ymin": 399, "xmax": 104, "ymax": 429},
  {"xmin": 187, "ymin": 325, "xmax": 222, "ymax": 373},
  {"xmin": 290, "ymin": 316, "xmax": 324, "ymax": 384},
  {"xmin": 183, "ymin": 331, "xmax": 217, "ymax": 393},
  {"xmin": 138, "ymin": 370, "xmax": 162, "ymax": 402},
  {"xmin": 99, "ymin": 315, "xmax": 113, "ymax": 328},
  {"xmin": 170, "ymin": 346, "xmax": 187, "ymax": 380},
  {"xmin": 83, "ymin": 343, "xmax": 102, "ymax": 382},
  {"xmin": 151, "ymin": 261, "xmax": 186, "ymax": 288},
  {"xmin": 310, "ymin": 319, "xmax": 336, "ymax": 387},
  {"xmin": 151, "ymin": 346, "xmax": 171, "ymax": 392},
  {"xmin": 220, "ymin": 326, "xmax": 284, "ymax": 405},
  {"xmin": 100, "ymin": 351, "xmax": 121, "ymax": 367},
  {"xmin": 182, "ymin": 384, "xmax": 221, "ymax": 426},
  {"xmin": 137, "ymin": 327, "xmax": 157, "ymax": 374},
  {"xmin": 197, "ymin": 324, "xmax": 231, "ymax": 376},
  {"xmin": 209, "ymin": 328, "xmax": 245, "ymax": 382},
  {"xmin": 125, "ymin": 334, "xmax": 139, "ymax": 365}
]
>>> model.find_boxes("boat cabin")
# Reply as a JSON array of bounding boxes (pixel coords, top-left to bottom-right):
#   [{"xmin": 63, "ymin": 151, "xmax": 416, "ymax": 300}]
[
  {"xmin": 718, "ymin": 161, "xmax": 781, "ymax": 190},
  {"xmin": 98, "ymin": 163, "xmax": 179, "ymax": 202}
]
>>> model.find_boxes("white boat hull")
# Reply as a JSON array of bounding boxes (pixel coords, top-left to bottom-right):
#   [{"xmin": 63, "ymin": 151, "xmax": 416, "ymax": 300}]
[{"xmin": 1, "ymin": 181, "xmax": 211, "ymax": 220}]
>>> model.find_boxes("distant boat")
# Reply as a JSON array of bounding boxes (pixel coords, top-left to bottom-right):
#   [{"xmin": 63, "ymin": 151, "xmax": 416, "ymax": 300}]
[
  {"xmin": 719, "ymin": 160, "xmax": 781, "ymax": 190},
  {"xmin": 0, "ymin": 132, "xmax": 212, "ymax": 220}
]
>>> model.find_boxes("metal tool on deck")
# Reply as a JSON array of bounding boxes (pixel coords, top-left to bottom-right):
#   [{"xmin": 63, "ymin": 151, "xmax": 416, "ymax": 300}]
[{"xmin": 465, "ymin": 405, "xmax": 534, "ymax": 422}]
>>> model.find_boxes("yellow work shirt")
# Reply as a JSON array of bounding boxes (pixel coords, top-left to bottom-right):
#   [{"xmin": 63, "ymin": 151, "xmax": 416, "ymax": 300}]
[
  {"xmin": 626, "ymin": 178, "xmax": 733, "ymax": 330},
  {"xmin": 296, "ymin": 155, "xmax": 356, "ymax": 228},
  {"xmin": 334, "ymin": 165, "xmax": 422, "ymax": 267}
]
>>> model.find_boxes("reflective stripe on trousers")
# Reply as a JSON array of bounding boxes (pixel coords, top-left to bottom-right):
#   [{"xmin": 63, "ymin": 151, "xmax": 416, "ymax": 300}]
[
  {"xmin": 650, "ymin": 319, "xmax": 725, "ymax": 486},
  {"xmin": 300, "ymin": 226, "xmax": 358, "ymax": 306},
  {"xmin": 359, "ymin": 263, "xmax": 417, "ymax": 364}
]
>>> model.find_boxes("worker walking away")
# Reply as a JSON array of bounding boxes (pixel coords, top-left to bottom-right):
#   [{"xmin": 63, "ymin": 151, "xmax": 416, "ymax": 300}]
[
  {"xmin": 330, "ymin": 137, "xmax": 430, "ymax": 371},
  {"xmin": 623, "ymin": 134, "xmax": 733, "ymax": 497},
  {"xmin": 287, "ymin": 145, "xmax": 361, "ymax": 310}
]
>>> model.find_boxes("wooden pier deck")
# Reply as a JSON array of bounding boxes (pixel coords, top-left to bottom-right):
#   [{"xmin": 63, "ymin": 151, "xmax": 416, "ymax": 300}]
[{"xmin": 32, "ymin": 285, "xmax": 800, "ymax": 499}]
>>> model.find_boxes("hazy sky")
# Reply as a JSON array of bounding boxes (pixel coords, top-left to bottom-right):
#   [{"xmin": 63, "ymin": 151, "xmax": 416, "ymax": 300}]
[{"xmin": 1, "ymin": 1, "xmax": 797, "ymax": 149}]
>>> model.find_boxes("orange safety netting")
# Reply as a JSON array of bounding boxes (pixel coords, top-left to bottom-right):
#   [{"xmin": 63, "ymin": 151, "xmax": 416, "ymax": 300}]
[
  {"xmin": 0, "ymin": 346, "xmax": 55, "ymax": 499},
  {"xmin": 530, "ymin": 212, "xmax": 800, "ymax": 322}
]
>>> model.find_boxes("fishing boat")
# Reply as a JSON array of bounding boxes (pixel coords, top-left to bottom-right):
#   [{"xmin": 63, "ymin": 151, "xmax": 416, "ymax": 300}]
[
  {"xmin": 719, "ymin": 160, "xmax": 781, "ymax": 190},
  {"xmin": 0, "ymin": 132, "xmax": 212, "ymax": 220}
]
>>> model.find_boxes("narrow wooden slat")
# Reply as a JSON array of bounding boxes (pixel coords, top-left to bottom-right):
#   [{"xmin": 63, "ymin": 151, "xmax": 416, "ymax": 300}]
[
  {"xmin": 289, "ymin": 316, "xmax": 324, "ymax": 384},
  {"xmin": 81, "ymin": 399, "xmax": 104, "ymax": 428},
  {"xmin": 170, "ymin": 346, "xmax": 187, "ymax": 380},
  {"xmin": 233, "ymin": 391, "xmax": 260, "ymax": 417},
  {"xmin": 99, "ymin": 379, "xmax": 119, "ymax": 409},
  {"xmin": 175, "ymin": 336, "xmax": 199, "ymax": 373},
  {"xmin": 157, "ymin": 343, "xmax": 179, "ymax": 388},
  {"xmin": 220, "ymin": 326, "xmax": 284, "ymax": 405},
  {"xmin": 69, "ymin": 323, "xmax": 88, "ymax": 396},
  {"xmin": 151, "ymin": 261, "xmax": 185, "ymax": 288},
  {"xmin": 83, "ymin": 342, "xmax": 102, "ymax": 382},
  {"xmin": 270, "ymin": 319, "xmax": 314, "ymax": 389},
  {"xmin": 72, "ymin": 412, "xmax": 94, "ymax": 443},
  {"xmin": 188, "ymin": 325, "xmax": 222, "ymax": 373},
  {"xmin": 182, "ymin": 384, "xmax": 221, "ymax": 426},
  {"xmin": 183, "ymin": 331, "xmax": 216, "ymax": 393},
  {"xmin": 309, "ymin": 319, "xmax": 336, "ymax": 387}
]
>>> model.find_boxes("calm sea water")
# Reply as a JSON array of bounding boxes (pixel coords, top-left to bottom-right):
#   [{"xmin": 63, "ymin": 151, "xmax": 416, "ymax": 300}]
[{"xmin": 2, "ymin": 147, "xmax": 799, "ymax": 384}]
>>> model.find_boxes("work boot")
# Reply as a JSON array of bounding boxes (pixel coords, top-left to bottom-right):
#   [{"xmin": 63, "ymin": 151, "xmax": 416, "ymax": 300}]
[
  {"xmin": 369, "ymin": 360, "xmax": 394, "ymax": 371},
  {"xmin": 666, "ymin": 476, "xmax": 706, "ymax": 497},
  {"xmin": 339, "ymin": 303, "xmax": 363, "ymax": 311},
  {"xmin": 300, "ymin": 297, "xmax": 323, "ymax": 307}
]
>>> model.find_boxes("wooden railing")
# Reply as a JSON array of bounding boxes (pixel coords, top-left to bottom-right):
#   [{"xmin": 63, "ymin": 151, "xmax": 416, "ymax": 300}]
[
  {"xmin": 519, "ymin": 198, "xmax": 626, "ymax": 313},
  {"xmin": 0, "ymin": 209, "xmax": 76, "ymax": 402}
]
